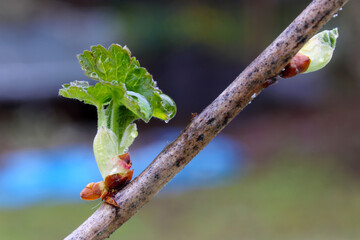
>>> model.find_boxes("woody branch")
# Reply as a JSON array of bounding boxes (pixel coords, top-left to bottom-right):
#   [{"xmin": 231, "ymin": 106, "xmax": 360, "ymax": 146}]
[{"xmin": 65, "ymin": 0, "xmax": 349, "ymax": 239}]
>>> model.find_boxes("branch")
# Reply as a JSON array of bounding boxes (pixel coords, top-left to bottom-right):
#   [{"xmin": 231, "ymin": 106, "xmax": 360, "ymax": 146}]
[{"xmin": 65, "ymin": 0, "xmax": 348, "ymax": 239}]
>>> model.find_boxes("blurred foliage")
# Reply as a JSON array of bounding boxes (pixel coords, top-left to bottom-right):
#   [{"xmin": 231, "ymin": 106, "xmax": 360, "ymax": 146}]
[
  {"xmin": 121, "ymin": 3, "xmax": 246, "ymax": 58},
  {"xmin": 118, "ymin": 1, "xmax": 288, "ymax": 61},
  {"xmin": 1, "ymin": 156, "xmax": 360, "ymax": 239}
]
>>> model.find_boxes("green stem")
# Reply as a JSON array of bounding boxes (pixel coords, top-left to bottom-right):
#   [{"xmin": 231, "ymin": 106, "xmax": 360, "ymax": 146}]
[
  {"xmin": 97, "ymin": 107, "xmax": 107, "ymax": 128},
  {"xmin": 110, "ymin": 105, "xmax": 137, "ymax": 144},
  {"xmin": 111, "ymin": 103, "xmax": 120, "ymax": 137}
]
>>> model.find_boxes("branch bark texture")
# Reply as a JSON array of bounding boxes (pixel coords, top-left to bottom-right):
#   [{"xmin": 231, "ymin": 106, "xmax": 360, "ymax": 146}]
[{"xmin": 66, "ymin": 0, "xmax": 349, "ymax": 239}]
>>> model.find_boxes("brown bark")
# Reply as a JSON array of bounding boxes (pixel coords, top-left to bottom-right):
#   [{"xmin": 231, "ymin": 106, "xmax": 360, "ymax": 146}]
[{"xmin": 65, "ymin": 0, "xmax": 349, "ymax": 239}]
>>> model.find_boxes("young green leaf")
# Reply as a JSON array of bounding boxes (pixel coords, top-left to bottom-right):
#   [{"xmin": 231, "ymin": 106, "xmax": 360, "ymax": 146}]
[
  {"xmin": 119, "ymin": 123, "xmax": 138, "ymax": 154},
  {"xmin": 59, "ymin": 81, "xmax": 112, "ymax": 108},
  {"xmin": 152, "ymin": 92, "xmax": 177, "ymax": 121},
  {"xmin": 121, "ymin": 91, "xmax": 153, "ymax": 122},
  {"xmin": 93, "ymin": 126, "xmax": 120, "ymax": 179},
  {"xmin": 76, "ymin": 44, "xmax": 177, "ymax": 122}
]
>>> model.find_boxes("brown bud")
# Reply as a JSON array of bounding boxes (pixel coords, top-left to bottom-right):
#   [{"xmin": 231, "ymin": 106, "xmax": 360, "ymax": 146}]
[
  {"xmin": 80, "ymin": 181, "xmax": 105, "ymax": 201},
  {"xmin": 104, "ymin": 152, "xmax": 133, "ymax": 190},
  {"xmin": 104, "ymin": 170, "xmax": 133, "ymax": 191},
  {"xmin": 80, "ymin": 153, "xmax": 134, "ymax": 207},
  {"xmin": 280, "ymin": 53, "xmax": 311, "ymax": 79}
]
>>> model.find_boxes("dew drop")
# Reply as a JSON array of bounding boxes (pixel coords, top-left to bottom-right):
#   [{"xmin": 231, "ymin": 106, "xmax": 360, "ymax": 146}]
[
  {"xmin": 339, "ymin": 7, "xmax": 343, "ymax": 11},
  {"xmin": 333, "ymin": 13, "xmax": 338, "ymax": 18},
  {"xmin": 251, "ymin": 93, "xmax": 257, "ymax": 99}
]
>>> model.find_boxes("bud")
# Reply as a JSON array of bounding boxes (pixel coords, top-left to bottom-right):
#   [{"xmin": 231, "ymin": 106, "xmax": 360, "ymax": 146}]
[
  {"xmin": 299, "ymin": 28, "xmax": 339, "ymax": 73},
  {"xmin": 80, "ymin": 181, "xmax": 105, "ymax": 201},
  {"xmin": 280, "ymin": 28, "xmax": 339, "ymax": 78},
  {"xmin": 80, "ymin": 153, "xmax": 133, "ymax": 207},
  {"xmin": 280, "ymin": 53, "xmax": 311, "ymax": 78}
]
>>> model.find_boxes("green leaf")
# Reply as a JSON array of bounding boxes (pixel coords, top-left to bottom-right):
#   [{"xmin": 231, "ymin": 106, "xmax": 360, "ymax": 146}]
[
  {"xmin": 93, "ymin": 126, "xmax": 120, "ymax": 179},
  {"xmin": 108, "ymin": 44, "xmax": 132, "ymax": 83},
  {"xmin": 119, "ymin": 123, "xmax": 138, "ymax": 154},
  {"xmin": 121, "ymin": 91, "xmax": 153, "ymax": 122},
  {"xmin": 78, "ymin": 51, "xmax": 100, "ymax": 81},
  {"xmin": 152, "ymin": 93, "xmax": 177, "ymax": 121},
  {"xmin": 78, "ymin": 44, "xmax": 132, "ymax": 83},
  {"xmin": 59, "ymin": 81, "xmax": 112, "ymax": 108},
  {"xmin": 102, "ymin": 81, "xmax": 127, "ymax": 103},
  {"xmin": 76, "ymin": 44, "xmax": 177, "ymax": 123}
]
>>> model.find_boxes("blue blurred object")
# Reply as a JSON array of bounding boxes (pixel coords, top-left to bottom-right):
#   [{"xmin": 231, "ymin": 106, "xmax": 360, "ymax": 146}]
[{"xmin": 0, "ymin": 128, "xmax": 244, "ymax": 208}]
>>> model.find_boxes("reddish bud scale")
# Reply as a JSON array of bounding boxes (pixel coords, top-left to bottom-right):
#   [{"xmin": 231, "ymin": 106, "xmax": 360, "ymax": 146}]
[
  {"xmin": 105, "ymin": 171, "xmax": 133, "ymax": 190},
  {"xmin": 80, "ymin": 182, "xmax": 104, "ymax": 201},
  {"xmin": 80, "ymin": 153, "xmax": 133, "ymax": 207},
  {"xmin": 280, "ymin": 53, "xmax": 311, "ymax": 78}
]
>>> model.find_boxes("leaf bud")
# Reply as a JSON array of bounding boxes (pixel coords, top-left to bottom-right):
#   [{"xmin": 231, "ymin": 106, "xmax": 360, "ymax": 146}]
[
  {"xmin": 280, "ymin": 28, "xmax": 339, "ymax": 78},
  {"xmin": 300, "ymin": 28, "xmax": 339, "ymax": 73}
]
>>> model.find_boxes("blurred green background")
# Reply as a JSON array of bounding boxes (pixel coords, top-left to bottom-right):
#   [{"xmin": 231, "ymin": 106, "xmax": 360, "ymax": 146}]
[{"xmin": 0, "ymin": 0, "xmax": 359, "ymax": 239}]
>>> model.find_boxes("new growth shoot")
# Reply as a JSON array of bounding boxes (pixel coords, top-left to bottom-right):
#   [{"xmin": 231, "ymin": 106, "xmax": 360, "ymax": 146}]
[
  {"xmin": 281, "ymin": 28, "xmax": 339, "ymax": 78},
  {"xmin": 59, "ymin": 44, "xmax": 176, "ymax": 206}
]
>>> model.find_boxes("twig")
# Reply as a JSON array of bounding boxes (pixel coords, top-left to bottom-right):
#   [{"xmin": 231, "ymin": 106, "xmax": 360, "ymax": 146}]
[{"xmin": 65, "ymin": 0, "xmax": 349, "ymax": 239}]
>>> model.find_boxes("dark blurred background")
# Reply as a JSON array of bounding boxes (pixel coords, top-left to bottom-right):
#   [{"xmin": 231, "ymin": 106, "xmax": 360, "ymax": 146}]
[{"xmin": 0, "ymin": 0, "xmax": 359, "ymax": 239}]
